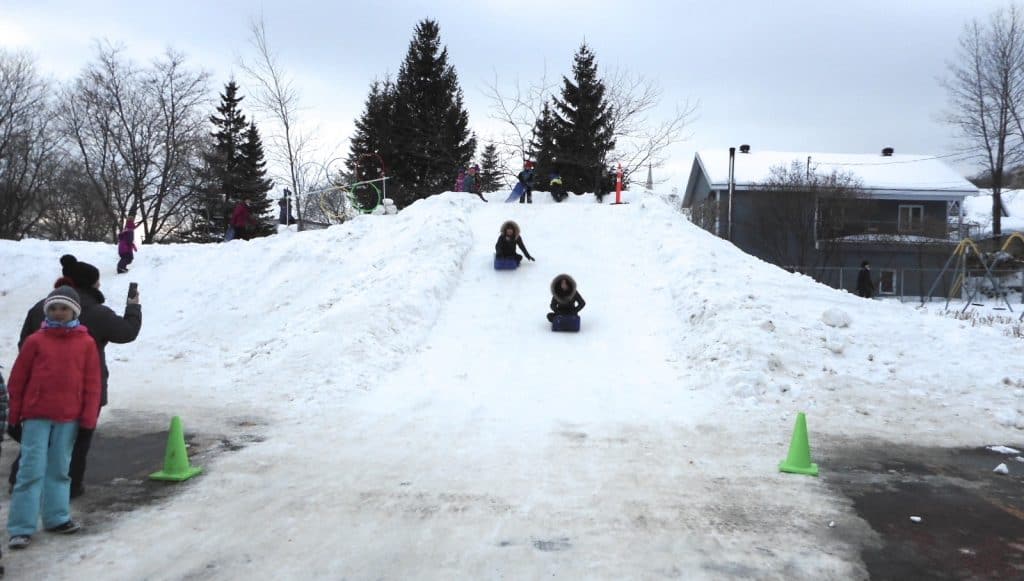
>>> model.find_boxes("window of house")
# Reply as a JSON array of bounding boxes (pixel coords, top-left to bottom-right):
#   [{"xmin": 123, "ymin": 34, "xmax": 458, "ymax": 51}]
[
  {"xmin": 878, "ymin": 269, "xmax": 897, "ymax": 295},
  {"xmin": 898, "ymin": 205, "xmax": 924, "ymax": 233}
]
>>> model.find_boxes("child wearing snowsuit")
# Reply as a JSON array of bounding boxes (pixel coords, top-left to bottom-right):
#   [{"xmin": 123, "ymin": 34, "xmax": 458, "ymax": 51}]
[
  {"xmin": 547, "ymin": 274, "xmax": 586, "ymax": 322},
  {"xmin": 229, "ymin": 200, "xmax": 255, "ymax": 241},
  {"xmin": 495, "ymin": 220, "xmax": 535, "ymax": 265},
  {"xmin": 455, "ymin": 168, "xmax": 466, "ymax": 192},
  {"xmin": 550, "ymin": 171, "xmax": 568, "ymax": 202},
  {"xmin": 6, "ymin": 286, "xmax": 101, "ymax": 550},
  {"xmin": 517, "ymin": 161, "xmax": 535, "ymax": 204},
  {"xmin": 463, "ymin": 165, "xmax": 487, "ymax": 202},
  {"xmin": 116, "ymin": 219, "xmax": 138, "ymax": 274}
]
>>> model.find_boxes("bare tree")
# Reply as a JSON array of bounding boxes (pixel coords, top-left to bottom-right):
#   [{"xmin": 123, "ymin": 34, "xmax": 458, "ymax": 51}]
[
  {"xmin": 482, "ymin": 68, "xmax": 557, "ymax": 164},
  {"xmin": 483, "ymin": 65, "xmax": 697, "ymax": 186},
  {"xmin": 944, "ymin": 4, "xmax": 1024, "ymax": 239},
  {"xmin": 746, "ymin": 160, "xmax": 867, "ymax": 270},
  {"xmin": 0, "ymin": 49, "xmax": 65, "ymax": 239},
  {"xmin": 60, "ymin": 44, "xmax": 209, "ymax": 242},
  {"xmin": 240, "ymin": 17, "xmax": 315, "ymax": 230},
  {"xmin": 604, "ymin": 68, "xmax": 698, "ymax": 183}
]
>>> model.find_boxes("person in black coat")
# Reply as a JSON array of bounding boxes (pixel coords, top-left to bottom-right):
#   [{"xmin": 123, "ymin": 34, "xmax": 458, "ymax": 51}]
[
  {"xmin": 856, "ymin": 260, "xmax": 875, "ymax": 298},
  {"xmin": 495, "ymin": 220, "xmax": 535, "ymax": 264},
  {"xmin": 547, "ymin": 273, "xmax": 585, "ymax": 322},
  {"xmin": 11, "ymin": 254, "xmax": 142, "ymax": 498},
  {"xmin": 517, "ymin": 161, "xmax": 535, "ymax": 204}
]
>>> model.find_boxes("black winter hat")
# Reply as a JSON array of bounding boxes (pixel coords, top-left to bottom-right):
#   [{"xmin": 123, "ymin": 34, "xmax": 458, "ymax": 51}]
[{"xmin": 60, "ymin": 254, "xmax": 100, "ymax": 289}]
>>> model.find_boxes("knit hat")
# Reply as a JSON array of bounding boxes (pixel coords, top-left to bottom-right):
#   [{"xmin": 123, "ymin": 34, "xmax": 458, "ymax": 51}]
[
  {"xmin": 60, "ymin": 254, "xmax": 100, "ymax": 289},
  {"xmin": 125, "ymin": 219, "xmax": 136, "ymax": 230},
  {"xmin": 44, "ymin": 286, "xmax": 82, "ymax": 319}
]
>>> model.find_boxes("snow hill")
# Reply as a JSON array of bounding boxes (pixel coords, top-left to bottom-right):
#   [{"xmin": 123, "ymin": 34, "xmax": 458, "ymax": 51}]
[{"xmin": 1, "ymin": 191, "xmax": 1022, "ymax": 579}]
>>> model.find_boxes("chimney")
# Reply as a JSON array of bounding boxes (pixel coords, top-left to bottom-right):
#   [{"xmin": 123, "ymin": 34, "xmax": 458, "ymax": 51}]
[
  {"xmin": 881, "ymin": 147, "xmax": 894, "ymax": 157},
  {"xmin": 739, "ymin": 144, "xmax": 751, "ymax": 154}
]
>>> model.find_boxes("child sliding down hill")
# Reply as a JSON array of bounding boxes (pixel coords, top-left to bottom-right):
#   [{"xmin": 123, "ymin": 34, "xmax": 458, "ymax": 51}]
[
  {"xmin": 547, "ymin": 274, "xmax": 585, "ymax": 322},
  {"xmin": 495, "ymin": 220, "xmax": 535, "ymax": 265}
]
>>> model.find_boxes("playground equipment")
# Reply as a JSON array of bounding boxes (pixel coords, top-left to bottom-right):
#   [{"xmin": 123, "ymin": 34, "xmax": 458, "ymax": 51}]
[
  {"xmin": 922, "ymin": 236, "xmax": 1024, "ymax": 313},
  {"xmin": 315, "ymin": 153, "xmax": 392, "ymax": 223}
]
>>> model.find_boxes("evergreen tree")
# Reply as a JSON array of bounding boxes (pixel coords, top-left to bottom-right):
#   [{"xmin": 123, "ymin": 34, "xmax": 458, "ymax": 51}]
[
  {"xmin": 478, "ymin": 143, "xmax": 503, "ymax": 193},
  {"xmin": 389, "ymin": 19, "xmax": 476, "ymax": 207},
  {"xmin": 239, "ymin": 121, "xmax": 275, "ymax": 237},
  {"xmin": 529, "ymin": 102, "xmax": 559, "ymax": 192},
  {"xmin": 551, "ymin": 43, "xmax": 615, "ymax": 195},
  {"xmin": 347, "ymin": 78, "xmax": 397, "ymax": 184},
  {"xmin": 192, "ymin": 81, "xmax": 249, "ymax": 241}
]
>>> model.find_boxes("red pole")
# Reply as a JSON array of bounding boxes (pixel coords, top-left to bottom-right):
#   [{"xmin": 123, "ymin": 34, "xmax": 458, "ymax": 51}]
[{"xmin": 615, "ymin": 163, "xmax": 623, "ymax": 204}]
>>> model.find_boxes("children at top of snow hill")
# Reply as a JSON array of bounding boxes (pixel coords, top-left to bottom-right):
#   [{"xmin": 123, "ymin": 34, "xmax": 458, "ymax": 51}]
[
  {"xmin": 517, "ymin": 160, "xmax": 535, "ymax": 204},
  {"xmin": 495, "ymin": 220, "xmax": 535, "ymax": 265},
  {"xmin": 117, "ymin": 219, "xmax": 138, "ymax": 274},
  {"xmin": 463, "ymin": 164, "xmax": 487, "ymax": 202},
  {"xmin": 547, "ymin": 274, "xmax": 585, "ymax": 322},
  {"xmin": 6, "ymin": 285, "xmax": 101, "ymax": 550},
  {"xmin": 550, "ymin": 170, "xmax": 567, "ymax": 202},
  {"xmin": 454, "ymin": 167, "xmax": 466, "ymax": 192}
]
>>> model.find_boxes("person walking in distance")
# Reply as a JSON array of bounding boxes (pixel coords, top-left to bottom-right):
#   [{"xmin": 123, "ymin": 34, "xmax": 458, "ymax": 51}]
[{"xmin": 857, "ymin": 260, "xmax": 875, "ymax": 298}]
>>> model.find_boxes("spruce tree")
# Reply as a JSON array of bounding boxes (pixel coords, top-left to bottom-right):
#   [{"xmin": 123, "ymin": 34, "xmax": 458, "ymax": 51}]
[
  {"xmin": 529, "ymin": 102, "xmax": 559, "ymax": 192},
  {"xmin": 347, "ymin": 79, "xmax": 397, "ymax": 183},
  {"xmin": 389, "ymin": 19, "xmax": 476, "ymax": 207},
  {"xmin": 551, "ymin": 43, "xmax": 615, "ymax": 195},
  {"xmin": 239, "ymin": 122, "xmax": 275, "ymax": 237},
  {"xmin": 193, "ymin": 81, "xmax": 249, "ymax": 241},
  {"xmin": 478, "ymin": 143, "xmax": 503, "ymax": 193}
]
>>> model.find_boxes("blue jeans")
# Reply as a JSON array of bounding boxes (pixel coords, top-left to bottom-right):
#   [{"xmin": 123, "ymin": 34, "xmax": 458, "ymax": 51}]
[{"xmin": 8, "ymin": 420, "xmax": 78, "ymax": 536}]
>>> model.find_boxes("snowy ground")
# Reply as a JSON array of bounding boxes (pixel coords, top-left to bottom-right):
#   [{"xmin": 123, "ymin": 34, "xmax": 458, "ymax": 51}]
[{"xmin": 1, "ymin": 190, "xmax": 1022, "ymax": 579}]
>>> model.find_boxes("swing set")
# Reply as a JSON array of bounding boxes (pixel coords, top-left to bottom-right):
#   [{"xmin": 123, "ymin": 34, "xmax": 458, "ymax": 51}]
[{"xmin": 922, "ymin": 233, "xmax": 1024, "ymax": 315}]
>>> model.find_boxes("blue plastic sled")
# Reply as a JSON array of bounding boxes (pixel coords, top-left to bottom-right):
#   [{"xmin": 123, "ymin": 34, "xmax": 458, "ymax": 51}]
[
  {"xmin": 505, "ymin": 182, "xmax": 526, "ymax": 203},
  {"xmin": 551, "ymin": 315, "xmax": 581, "ymax": 332},
  {"xmin": 494, "ymin": 256, "xmax": 519, "ymax": 270}
]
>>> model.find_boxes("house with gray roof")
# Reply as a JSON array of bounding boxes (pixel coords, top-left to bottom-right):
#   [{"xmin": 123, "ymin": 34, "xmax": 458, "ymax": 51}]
[{"xmin": 682, "ymin": 146, "xmax": 979, "ymax": 297}]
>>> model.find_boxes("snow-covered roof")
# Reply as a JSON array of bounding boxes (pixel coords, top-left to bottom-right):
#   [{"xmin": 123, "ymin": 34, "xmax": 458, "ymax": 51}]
[
  {"xmin": 963, "ymin": 189, "xmax": 1024, "ymax": 235},
  {"xmin": 693, "ymin": 149, "xmax": 978, "ymax": 200}
]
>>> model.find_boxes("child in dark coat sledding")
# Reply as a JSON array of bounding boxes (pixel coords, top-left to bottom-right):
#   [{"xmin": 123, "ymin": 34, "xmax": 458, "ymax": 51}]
[
  {"xmin": 117, "ymin": 219, "xmax": 138, "ymax": 274},
  {"xmin": 495, "ymin": 220, "xmax": 535, "ymax": 264},
  {"xmin": 547, "ymin": 274, "xmax": 585, "ymax": 322},
  {"xmin": 6, "ymin": 286, "xmax": 101, "ymax": 550}
]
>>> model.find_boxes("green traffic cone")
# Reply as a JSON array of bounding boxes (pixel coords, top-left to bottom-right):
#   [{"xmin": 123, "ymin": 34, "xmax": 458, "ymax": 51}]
[
  {"xmin": 149, "ymin": 416, "xmax": 202, "ymax": 482},
  {"xmin": 779, "ymin": 412, "xmax": 819, "ymax": 476}
]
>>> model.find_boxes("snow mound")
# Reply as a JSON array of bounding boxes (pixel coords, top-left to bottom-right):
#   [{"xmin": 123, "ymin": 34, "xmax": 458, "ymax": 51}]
[
  {"xmin": 822, "ymin": 308, "xmax": 852, "ymax": 328},
  {"xmin": 987, "ymin": 445, "xmax": 1022, "ymax": 454}
]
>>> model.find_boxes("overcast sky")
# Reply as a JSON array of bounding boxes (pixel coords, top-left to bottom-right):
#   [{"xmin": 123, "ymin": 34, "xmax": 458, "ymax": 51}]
[{"xmin": 1, "ymin": 0, "xmax": 1013, "ymax": 188}]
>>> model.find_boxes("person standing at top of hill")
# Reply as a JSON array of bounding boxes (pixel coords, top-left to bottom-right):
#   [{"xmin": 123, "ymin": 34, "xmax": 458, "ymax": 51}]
[
  {"xmin": 454, "ymin": 167, "xmax": 466, "ymax": 192},
  {"xmin": 229, "ymin": 200, "xmax": 255, "ymax": 241},
  {"xmin": 463, "ymin": 165, "xmax": 486, "ymax": 202},
  {"xmin": 517, "ymin": 161, "xmax": 535, "ymax": 204}
]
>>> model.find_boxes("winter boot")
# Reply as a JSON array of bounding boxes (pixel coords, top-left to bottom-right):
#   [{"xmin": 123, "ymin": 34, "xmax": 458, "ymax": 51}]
[{"xmin": 46, "ymin": 521, "xmax": 80, "ymax": 534}]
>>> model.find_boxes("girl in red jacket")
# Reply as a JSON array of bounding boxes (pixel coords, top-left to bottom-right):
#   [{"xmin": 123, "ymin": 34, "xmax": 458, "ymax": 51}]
[{"xmin": 5, "ymin": 286, "xmax": 101, "ymax": 549}]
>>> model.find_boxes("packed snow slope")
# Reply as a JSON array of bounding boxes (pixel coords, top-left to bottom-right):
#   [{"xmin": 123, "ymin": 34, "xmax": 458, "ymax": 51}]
[{"xmin": 1, "ymin": 191, "xmax": 1022, "ymax": 580}]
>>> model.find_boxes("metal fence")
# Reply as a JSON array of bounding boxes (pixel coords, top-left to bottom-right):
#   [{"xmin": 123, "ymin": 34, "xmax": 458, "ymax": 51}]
[{"xmin": 787, "ymin": 266, "xmax": 1024, "ymax": 304}]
